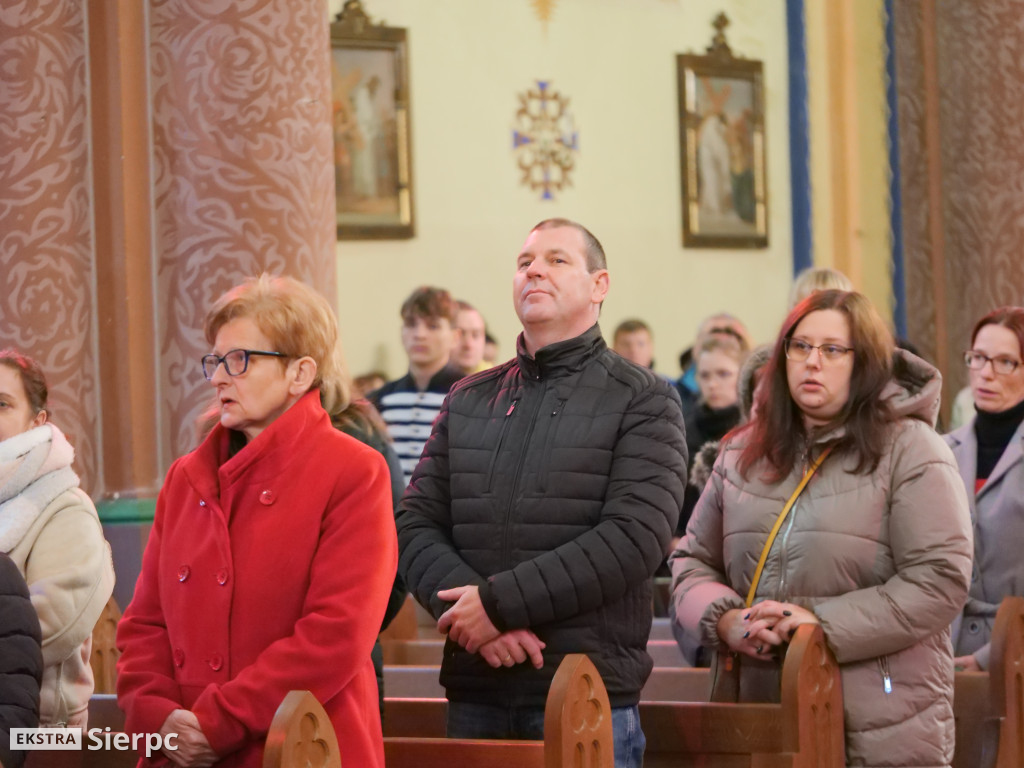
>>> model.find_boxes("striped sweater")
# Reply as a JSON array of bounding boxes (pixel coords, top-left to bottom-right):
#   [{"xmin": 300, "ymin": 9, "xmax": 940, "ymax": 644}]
[{"xmin": 368, "ymin": 367, "xmax": 463, "ymax": 486}]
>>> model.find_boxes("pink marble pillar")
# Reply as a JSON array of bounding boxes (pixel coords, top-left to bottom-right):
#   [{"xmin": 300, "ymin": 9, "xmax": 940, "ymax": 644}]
[
  {"xmin": 149, "ymin": 0, "xmax": 338, "ymax": 460},
  {"xmin": 0, "ymin": 2, "xmax": 99, "ymax": 491}
]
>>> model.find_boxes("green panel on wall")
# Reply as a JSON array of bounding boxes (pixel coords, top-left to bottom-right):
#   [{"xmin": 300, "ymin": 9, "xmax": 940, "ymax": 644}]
[{"xmin": 96, "ymin": 498, "xmax": 157, "ymax": 524}]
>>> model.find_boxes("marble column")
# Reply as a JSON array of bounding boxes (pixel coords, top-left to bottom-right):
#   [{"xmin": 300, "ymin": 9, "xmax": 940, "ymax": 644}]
[{"xmin": 149, "ymin": 0, "xmax": 338, "ymax": 459}]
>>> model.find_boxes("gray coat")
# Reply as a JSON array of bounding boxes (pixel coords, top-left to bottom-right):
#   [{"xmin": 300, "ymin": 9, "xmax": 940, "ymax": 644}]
[
  {"xmin": 670, "ymin": 352, "xmax": 973, "ymax": 768},
  {"xmin": 945, "ymin": 417, "xmax": 1024, "ymax": 669}
]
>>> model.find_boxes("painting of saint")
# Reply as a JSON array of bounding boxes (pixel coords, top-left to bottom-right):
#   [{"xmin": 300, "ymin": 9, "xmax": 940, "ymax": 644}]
[
  {"xmin": 694, "ymin": 75, "xmax": 757, "ymax": 235},
  {"xmin": 331, "ymin": 48, "xmax": 402, "ymax": 228}
]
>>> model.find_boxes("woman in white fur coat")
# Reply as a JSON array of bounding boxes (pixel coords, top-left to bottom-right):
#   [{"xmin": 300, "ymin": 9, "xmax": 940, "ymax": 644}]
[{"xmin": 0, "ymin": 350, "xmax": 114, "ymax": 728}]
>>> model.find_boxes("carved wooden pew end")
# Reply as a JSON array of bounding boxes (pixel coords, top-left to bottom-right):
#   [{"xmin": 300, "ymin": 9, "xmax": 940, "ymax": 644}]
[{"xmin": 264, "ymin": 690, "xmax": 341, "ymax": 768}]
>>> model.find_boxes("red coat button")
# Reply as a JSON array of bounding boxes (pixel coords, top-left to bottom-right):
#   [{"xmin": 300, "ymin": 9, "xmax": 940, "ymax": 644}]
[
  {"xmin": 178, "ymin": 565, "xmax": 190, "ymax": 582},
  {"xmin": 173, "ymin": 649, "xmax": 185, "ymax": 668},
  {"xmin": 216, "ymin": 570, "xmax": 229, "ymax": 586},
  {"xmin": 209, "ymin": 654, "xmax": 223, "ymax": 671},
  {"xmin": 259, "ymin": 489, "xmax": 275, "ymax": 505}
]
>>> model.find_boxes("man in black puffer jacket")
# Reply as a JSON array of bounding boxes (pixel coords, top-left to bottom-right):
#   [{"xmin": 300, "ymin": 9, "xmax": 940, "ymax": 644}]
[
  {"xmin": 397, "ymin": 218, "xmax": 687, "ymax": 768},
  {"xmin": 1, "ymin": 552, "xmax": 43, "ymax": 768}
]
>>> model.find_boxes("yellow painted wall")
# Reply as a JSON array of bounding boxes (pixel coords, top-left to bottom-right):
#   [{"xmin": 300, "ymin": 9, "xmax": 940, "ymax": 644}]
[
  {"xmin": 805, "ymin": 0, "xmax": 893, "ymax": 322},
  {"xmin": 329, "ymin": 0, "xmax": 795, "ymax": 379}
]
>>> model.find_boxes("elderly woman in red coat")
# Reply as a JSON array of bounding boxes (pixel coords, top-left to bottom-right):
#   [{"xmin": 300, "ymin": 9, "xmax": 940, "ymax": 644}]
[{"xmin": 116, "ymin": 275, "xmax": 397, "ymax": 768}]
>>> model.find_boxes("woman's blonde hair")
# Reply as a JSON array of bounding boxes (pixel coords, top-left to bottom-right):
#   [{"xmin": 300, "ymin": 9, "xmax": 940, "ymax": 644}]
[
  {"xmin": 695, "ymin": 333, "xmax": 749, "ymax": 366},
  {"xmin": 204, "ymin": 274, "xmax": 351, "ymax": 418},
  {"xmin": 788, "ymin": 267, "xmax": 853, "ymax": 309}
]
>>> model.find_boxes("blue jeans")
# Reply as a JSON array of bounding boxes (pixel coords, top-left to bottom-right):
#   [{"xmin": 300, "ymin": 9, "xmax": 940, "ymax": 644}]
[{"xmin": 447, "ymin": 701, "xmax": 645, "ymax": 768}]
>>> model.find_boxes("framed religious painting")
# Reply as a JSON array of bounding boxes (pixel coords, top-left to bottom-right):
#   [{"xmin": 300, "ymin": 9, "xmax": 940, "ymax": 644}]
[
  {"xmin": 331, "ymin": 0, "xmax": 414, "ymax": 239},
  {"xmin": 677, "ymin": 14, "xmax": 767, "ymax": 248}
]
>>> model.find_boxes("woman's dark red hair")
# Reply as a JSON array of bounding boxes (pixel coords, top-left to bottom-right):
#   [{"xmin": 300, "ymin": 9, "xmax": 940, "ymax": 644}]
[{"xmin": 970, "ymin": 307, "xmax": 1024, "ymax": 360}]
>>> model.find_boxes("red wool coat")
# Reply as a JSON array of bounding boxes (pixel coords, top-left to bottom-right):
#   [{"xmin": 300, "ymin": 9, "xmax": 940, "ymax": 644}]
[{"xmin": 116, "ymin": 391, "xmax": 397, "ymax": 768}]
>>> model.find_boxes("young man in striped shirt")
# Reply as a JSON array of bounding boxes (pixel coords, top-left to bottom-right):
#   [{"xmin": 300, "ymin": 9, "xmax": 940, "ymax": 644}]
[{"xmin": 368, "ymin": 286, "xmax": 463, "ymax": 486}]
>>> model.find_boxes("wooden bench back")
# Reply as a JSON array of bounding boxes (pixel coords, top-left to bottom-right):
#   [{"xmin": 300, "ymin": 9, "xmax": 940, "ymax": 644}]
[
  {"xmin": 991, "ymin": 595, "xmax": 1024, "ymax": 768},
  {"xmin": 642, "ymin": 623, "xmax": 844, "ymax": 768},
  {"xmin": 89, "ymin": 596, "xmax": 122, "ymax": 695},
  {"xmin": 954, "ymin": 595, "xmax": 1024, "ymax": 768},
  {"xmin": 385, "ymin": 653, "xmax": 613, "ymax": 768},
  {"xmin": 379, "ymin": 594, "xmax": 419, "ymax": 642}
]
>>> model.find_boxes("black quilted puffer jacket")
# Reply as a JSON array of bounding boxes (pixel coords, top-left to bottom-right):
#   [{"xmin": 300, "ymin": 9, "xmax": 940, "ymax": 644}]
[
  {"xmin": 0, "ymin": 552, "xmax": 42, "ymax": 768},
  {"xmin": 397, "ymin": 324, "xmax": 687, "ymax": 707}
]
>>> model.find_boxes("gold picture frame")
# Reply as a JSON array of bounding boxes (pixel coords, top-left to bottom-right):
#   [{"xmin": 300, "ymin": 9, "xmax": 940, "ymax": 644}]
[
  {"xmin": 330, "ymin": 0, "xmax": 414, "ymax": 240},
  {"xmin": 677, "ymin": 14, "xmax": 767, "ymax": 248}
]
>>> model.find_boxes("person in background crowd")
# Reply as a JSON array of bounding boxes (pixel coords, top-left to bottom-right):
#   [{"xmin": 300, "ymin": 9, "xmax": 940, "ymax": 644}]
[
  {"xmin": 117, "ymin": 275, "xmax": 396, "ymax": 768},
  {"xmin": 0, "ymin": 551, "xmax": 42, "ymax": 768},
  {"xmin": 353, "ymin": 371, "xmax": 386, "ymax": 399},
  {"xmin": 949, "ymin": 382, "xmax": 976, "ymax": 431},
  {"xmin": 612, "ymin": 318, "xmax": 658, "ymax": 372},
  {"xmin": 946, "ymin": 306, "xmax": 1024, "ymax": 671},
  {"xmin": 0, "ymin": 350, "xmax": 114, "ymax": 730},
  {"xmin": 328, "ymin": 363, "xmax": 406, "ymax": 717},
  {"xmin": 677, "ymin": 334, "xmax": 749, "ymax": 536},
  {"xmin": 788, "ymin": 266, "xmax": 853, "ymax": 309},
  {"xmin": 671, "ymin": 290, "xmax": 971, "ymax": 768},
  {"xmin": 683, "ymin": 343, "xmax": 774, "ymax": 540},
  {"xmin": 483, "ymin": 330, "xmax": 499, "ymax": 367},
  {"xmin": 368, "ymin": 286, "xmax": 463, "ymax": 487},
  {"xmin": 397, "ymin": 218, "xmax": 687, "ymax": 768},
  {"xmin": 452, "ymin": 301, "xmax": 489, "ymax": 375},
  {"xmin": 675, "ymin": 313, "xmax": 753, "ymax": 417}
]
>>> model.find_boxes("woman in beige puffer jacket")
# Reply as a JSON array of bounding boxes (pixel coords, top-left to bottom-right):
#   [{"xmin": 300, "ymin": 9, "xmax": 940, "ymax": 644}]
[
  {"xmin": 0, "ymin": 351, "xmax": 114, "ymax": 729},
  {"xmin": 670, "ymin": 290, "xmax": 972, "ymax": 768}
]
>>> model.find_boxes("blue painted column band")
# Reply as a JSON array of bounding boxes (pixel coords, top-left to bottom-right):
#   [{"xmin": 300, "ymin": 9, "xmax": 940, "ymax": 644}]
[
  {"xmin": 787, "ymin": 0, "xmax": 812, "ymax": 276},
  {"xmin": 884, "ymin": 0, "xmax": 908, "ymax": 338}
]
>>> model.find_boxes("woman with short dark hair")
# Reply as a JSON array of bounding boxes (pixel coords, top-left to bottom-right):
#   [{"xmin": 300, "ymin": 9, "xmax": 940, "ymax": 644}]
[{"xmin": 671, "ymin": 290, "xmax": 972, "ymax": 768}]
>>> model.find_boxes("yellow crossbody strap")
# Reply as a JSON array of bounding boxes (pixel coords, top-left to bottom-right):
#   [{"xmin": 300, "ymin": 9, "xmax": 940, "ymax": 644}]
[{"xmin": 744, "ymin": 445, "xmax": 834, "ymax": 608}]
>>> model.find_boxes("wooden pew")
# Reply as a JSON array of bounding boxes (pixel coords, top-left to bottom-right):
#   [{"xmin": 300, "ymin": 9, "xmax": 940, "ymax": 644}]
[
  {"xmin": 953, "ymin": 595, "xmax": 1024, "ymax": 768},
  {"xmin": 71, "ymin": 655, "xmax": 610, "ymax": 768},
  {"xmin": 640, "ymin": 624, "xmax": 843, "ymax": 767},
  {"xmin": 89, "ymin": 596, "xmax": 122, "ymax": 695},
  {"xmin": 385, "ymin": 653, "xmax": 613, "ymax": 768},
  {"xmin": 66, "ymin": 597, "xmax": 1024, "ymax": 768},
  {"xmin": 381, "ymin": 636, "xmax": 686, "ymax": 666},
  {"xmin": 384, "ymin": 625, "xmax": 843, "ymax": 768},
  {"xmin": 378, "ymin": 592, "xmax": 420, "ymax": 642},
  {"xmin": 264, "ymin": 690, "xmax": 341, "ymax": 768}
]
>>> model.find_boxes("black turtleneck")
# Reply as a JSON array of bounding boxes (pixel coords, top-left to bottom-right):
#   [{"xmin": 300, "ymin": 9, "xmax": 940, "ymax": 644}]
[{"xmin": 975, "ymin": 396, "xmax": 1024, "ymax": 480}]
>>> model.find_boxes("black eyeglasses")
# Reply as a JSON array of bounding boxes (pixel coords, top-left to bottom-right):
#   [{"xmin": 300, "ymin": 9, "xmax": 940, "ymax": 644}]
[
  {"xmin": 202, "ymin": 349, "xmax": 289, "ymax": 380},
  {"xmin": 964, "ymin": 350, "xmax": 1021, "ymax": 376},
  {"xmin": 784, "ymin": 338, "xmax": 854, "ymax": 363}
]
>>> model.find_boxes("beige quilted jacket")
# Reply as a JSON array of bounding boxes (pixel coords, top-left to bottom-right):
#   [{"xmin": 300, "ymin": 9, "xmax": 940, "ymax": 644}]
[{"xmin": 671, "ymin": 352, "xmax": 972, "ymax": 768}]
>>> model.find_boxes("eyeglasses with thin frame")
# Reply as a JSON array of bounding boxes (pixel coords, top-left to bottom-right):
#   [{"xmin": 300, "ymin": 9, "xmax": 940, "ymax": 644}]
[
  {"xmin": 784, "ymin": 338, "xmax": 855, "ymax": 363},
  {"xmin": 202, "ymin": 349, "xmax": 289, "ymax": 381},
  {"xmin": 963, "ymin": 350, "xmax": 1021, "ymax": 376}
]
